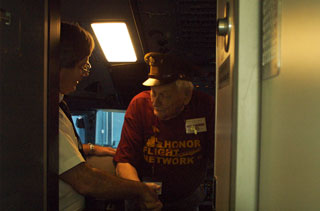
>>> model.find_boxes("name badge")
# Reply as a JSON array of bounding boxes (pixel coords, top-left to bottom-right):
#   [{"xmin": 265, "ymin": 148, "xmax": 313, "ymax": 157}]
[{"xmin": 185, "ymin": 117, "xmax": 207, "ymax": 134}]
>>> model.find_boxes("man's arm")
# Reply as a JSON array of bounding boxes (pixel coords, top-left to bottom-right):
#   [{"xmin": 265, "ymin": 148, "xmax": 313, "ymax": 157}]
[
  {"xmin": 116, "ymin": 162, "xmax": 140, "ymax": 181},
  {"xmin": 60, "ymin": 162, "xmax": 162, "ymax": 210},
  {"xmin": 83, "ymin": 144, "xmax": 116, "ymax": 156},
  {"xmin": 116, "ymin": 162, "xmax": 162, "ymax": 197}
]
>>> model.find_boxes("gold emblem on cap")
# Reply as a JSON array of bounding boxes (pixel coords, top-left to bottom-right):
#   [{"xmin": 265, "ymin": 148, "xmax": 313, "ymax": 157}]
[
  {"xmin": 144, "ymin": 52, "xmax": 166, "ymax": 77},
  {"xmin": 144, "ymin": 52, "xmax": 164, "ymax": 66},
  {"xmin": 149, "ymin": 56, "xmax": 155, "ymax": 66}
]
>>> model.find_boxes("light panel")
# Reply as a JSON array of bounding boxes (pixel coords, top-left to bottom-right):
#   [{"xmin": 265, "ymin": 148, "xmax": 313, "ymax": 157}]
[{"xmin": 91, "ymin": 22, "xmax": 137, "ymax": 62}]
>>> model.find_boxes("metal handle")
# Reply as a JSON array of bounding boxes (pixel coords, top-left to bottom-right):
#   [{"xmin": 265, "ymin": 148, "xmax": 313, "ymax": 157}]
[
  {"xmin": 217, "ymin": 2, "xmax": 231, "ymax": 52},
  {"xmin": 217, "ymin": 18, "xmax": 229, "ymax": 36}
]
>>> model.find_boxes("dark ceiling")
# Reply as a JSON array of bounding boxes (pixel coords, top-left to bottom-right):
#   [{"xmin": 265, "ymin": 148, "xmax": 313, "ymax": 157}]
[{"xmin": 62, "ymin": 0, "xmax": 216, "ymax": 111}]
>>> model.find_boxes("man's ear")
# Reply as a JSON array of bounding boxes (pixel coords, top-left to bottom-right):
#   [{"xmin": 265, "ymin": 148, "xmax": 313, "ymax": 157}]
[{"xmin": 183, "ymin": 89, "xmax": 193, "ymax": 105}]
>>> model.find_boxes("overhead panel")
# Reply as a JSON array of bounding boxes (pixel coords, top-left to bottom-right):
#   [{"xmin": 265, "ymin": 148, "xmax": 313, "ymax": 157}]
[
  {"xmin": 134, "ymin": 0, "xmax": 216, "ymax": 94},
  {"xmin": 176, "ymin": 0, "xmax": 216, "ymax": 65}
]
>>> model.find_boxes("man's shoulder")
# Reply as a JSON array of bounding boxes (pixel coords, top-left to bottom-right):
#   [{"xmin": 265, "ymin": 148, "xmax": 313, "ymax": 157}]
[
  {"xmin": 135, "ymin": 90, "xmax": 150, "ymax": 98},
  {"xmin": 59, "ymin": 107, "xmax": 70, "ymax": 126},
  {"xmin": 126, "ymin": 90, "xmax": 152, "ymax": 112},
  {"xmin": 131, "ymin": 90, "xmax": 151, "ymax": 103},
  {"xmin": 188, "ymin": 89, "xmax": 215, "ymax": 114},
  {"xmin": 193, "ymin": 89, "xmax": 214, "ymax": 102}
]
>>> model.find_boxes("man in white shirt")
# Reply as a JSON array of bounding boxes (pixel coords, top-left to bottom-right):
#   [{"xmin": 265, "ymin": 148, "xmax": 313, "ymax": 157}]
[{"xmin": 58, "ymin": 22, "xmax": 162, "ymax": 211}]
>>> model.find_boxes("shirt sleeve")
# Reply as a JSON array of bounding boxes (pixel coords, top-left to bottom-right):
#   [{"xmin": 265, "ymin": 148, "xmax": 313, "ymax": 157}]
[{"xmin": 113, "ymin": 96, "xmax": 145, "ymax": 169}]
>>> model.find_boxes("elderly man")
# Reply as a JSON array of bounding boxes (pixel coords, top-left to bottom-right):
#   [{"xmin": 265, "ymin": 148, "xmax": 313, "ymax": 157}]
[
  {"xmin": 114, "ymin": 52, "xmax": 215, "ymax": 211},
  {"xmin": 58, "ymin": 22, "xmax": 162, "ymax": 211}
]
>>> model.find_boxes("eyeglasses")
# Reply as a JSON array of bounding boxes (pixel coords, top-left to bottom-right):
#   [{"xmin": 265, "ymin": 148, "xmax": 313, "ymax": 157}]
[{"xmin": 80, "ymin": 62, "xmax": 91, "ymax": 75}]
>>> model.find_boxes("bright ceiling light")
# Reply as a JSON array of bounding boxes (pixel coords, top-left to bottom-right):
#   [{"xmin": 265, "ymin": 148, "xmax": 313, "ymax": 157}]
[{"xmin": 91, "ymin": 22, "xmax": 137, "ymax": 62}]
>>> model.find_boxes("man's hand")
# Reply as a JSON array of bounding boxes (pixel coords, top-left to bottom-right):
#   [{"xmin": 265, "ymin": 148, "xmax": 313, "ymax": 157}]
[
  {"xmin": 94, "ymin": 145, "xmax": 116, "ymax": 156},
  {"xmin": 139, "ymin": 183, "xmax": 163, "ymax": 211},
  {"xmin": 144, "ymin": 182, "xmax": 162, "ymax": 195}
]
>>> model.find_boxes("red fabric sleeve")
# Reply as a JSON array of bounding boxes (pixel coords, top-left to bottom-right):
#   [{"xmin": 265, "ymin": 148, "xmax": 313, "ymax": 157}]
[{"xmin": 113, "ymin": 92, "xmax": 148, "ymax": 169}]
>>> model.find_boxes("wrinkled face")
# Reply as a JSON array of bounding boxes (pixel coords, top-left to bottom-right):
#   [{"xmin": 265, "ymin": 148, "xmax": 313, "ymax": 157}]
[
  {"xmin": 59, "ymin": 56, "xmax": 90, "ymax": 94},
  {"xmin": 150, "ymin": 82, "xmax": 186, "ymax": 120}
]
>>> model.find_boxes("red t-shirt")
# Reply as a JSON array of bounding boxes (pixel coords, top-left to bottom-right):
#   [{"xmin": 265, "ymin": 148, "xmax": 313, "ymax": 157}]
[{"xmin": 114, "ymin": 90, "xmax": 214, "ymax": 202}]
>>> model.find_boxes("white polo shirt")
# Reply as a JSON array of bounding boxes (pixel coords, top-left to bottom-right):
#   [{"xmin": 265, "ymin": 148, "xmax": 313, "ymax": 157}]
[{"xmin": 59, "ymin": 94, "xmax": 85, "ymax": 211}]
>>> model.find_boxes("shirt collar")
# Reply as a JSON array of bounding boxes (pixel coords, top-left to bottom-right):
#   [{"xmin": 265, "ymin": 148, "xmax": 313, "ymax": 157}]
[{"xmin": 59, "ymin": 93, "xmax": 64, "ymax": 103}]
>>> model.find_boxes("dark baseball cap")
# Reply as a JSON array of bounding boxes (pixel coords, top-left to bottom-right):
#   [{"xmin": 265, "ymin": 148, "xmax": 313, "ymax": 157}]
[{"xmin": 142, "ymin": 52, "xmax": 194, "ymax": 86}]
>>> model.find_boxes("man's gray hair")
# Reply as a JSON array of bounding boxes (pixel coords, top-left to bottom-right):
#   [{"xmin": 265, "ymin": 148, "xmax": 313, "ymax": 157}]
[{"xmin": 175, "ymin": 79, "xmax": 194, "ymax": 96}]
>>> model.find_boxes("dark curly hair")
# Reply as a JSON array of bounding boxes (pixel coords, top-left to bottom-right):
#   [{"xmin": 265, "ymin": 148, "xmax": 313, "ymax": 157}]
[{"xmin": 60, "ymin": 22, "xmax": 95, "ymax": 68}]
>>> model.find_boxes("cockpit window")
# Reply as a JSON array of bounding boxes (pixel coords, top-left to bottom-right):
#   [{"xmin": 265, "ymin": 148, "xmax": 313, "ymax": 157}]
[{"xmin": 72, "ymin": 109, "xmax": 125, "ymax": 148}]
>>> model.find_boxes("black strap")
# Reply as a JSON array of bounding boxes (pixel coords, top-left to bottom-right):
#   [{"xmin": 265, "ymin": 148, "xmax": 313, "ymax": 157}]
[{"xmin": 59, "ymin": 100, "xmax": 86, "ymax": 160}]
